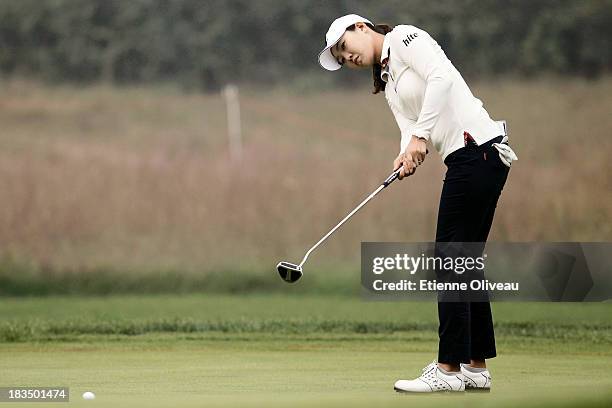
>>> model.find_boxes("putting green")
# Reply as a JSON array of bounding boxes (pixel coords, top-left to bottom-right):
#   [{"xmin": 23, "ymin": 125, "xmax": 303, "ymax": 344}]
[{"xmin": 1, "ymin": 295, "xmax": 611, "ymax": 407}]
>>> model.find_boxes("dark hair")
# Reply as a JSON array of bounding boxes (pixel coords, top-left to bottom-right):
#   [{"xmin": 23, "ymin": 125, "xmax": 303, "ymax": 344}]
[{"xmin": 345, "ymin": 22, "xmax": 394, "ymax": 94}]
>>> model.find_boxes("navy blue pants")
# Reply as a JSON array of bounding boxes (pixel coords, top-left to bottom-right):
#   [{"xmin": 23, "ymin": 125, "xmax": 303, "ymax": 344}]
[{"xmin": 435, "ymin": 135, "xmax": 509, "ymax": 364}]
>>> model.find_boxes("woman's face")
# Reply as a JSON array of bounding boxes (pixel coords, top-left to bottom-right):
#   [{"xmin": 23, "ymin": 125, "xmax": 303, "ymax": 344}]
[{"xmin": 330, "ymin": 23, "xmax": 375, "ymax": 69}]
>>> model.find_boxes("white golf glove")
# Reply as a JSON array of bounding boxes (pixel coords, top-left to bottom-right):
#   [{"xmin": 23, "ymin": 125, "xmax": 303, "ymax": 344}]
[{"xmin": 492, "ymin": 135, "xmax": 518, "ymax": 167}]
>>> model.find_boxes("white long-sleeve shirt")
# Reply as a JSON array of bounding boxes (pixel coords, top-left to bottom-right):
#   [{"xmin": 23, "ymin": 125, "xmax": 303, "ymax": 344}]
[{"xmin": 381, "ymin": 25, "xmax": 504, "ymax": 160}]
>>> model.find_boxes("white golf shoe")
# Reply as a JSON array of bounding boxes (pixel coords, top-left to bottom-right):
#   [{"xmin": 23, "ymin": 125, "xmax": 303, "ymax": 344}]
[
  {"xmin": 460, "ymin": 363, "xmax": 492, "ymax": 392},
  {"xmin": 394, "ymin": 361, "xmax": 465, "ymax": 393}
]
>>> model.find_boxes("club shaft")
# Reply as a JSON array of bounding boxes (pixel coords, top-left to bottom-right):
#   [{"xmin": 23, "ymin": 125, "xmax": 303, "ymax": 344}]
[{"xmin": 298, "ymin": 183, "xmax": 386, "ymax": 268}]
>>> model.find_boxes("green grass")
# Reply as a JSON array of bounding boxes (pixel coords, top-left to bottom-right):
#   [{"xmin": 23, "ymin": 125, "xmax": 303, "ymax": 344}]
[
  {"xmin": 1, "ymin": 294, "xmax": 611, "ymax": 407},
  {"xmin": 4, "ymin": 341, "xmax": 612, "ymax": 408},
  {"xmin": 0, "ymin": 258, "xmax": 360, "ymax": 296},
  {"xmin": 1, "ymin": 294, "xmax": 612, "ymax": 345}
]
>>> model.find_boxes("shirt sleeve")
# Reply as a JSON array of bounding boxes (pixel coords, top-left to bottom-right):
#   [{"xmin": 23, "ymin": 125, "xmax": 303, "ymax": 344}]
[
  {"xmin": 390, "ymin": 26, "xmax": 452, "ymax": 141},
  {"xmin": 386, "ymin": 96, "xmax": 416, "ymax": 154}
]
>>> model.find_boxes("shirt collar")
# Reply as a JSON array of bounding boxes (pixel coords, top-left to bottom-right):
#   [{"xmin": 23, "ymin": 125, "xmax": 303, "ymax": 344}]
[
  {"xmin": 380, "ymin": 33, "xmax": 392, "ymax": 83},
  {"xmin": 380, "ymin": 33, "xmax": 391, "ymax": 65}
]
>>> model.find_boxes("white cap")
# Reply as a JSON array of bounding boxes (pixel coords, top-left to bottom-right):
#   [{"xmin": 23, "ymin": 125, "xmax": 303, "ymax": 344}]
[{"xmin": 318, "ymin": 14, "xmax": 373, "ymax": 71}]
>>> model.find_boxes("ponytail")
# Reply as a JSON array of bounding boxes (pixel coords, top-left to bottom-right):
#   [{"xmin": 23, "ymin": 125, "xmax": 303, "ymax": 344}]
[{"xmin": 368, "ymin": 23, "xmax": 393, "ymax": 94}]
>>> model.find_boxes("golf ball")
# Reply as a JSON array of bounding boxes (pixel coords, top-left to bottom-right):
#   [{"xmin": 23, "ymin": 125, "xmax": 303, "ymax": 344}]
[{"xmin": 82, "ymin": 391, "xmax": 95, "ymax": 400}]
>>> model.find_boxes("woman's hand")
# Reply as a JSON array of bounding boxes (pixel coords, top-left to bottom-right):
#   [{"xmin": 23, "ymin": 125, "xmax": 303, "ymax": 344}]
[
  {"xmin": 393, "ymin": 153, "xmax": 415, "ymax": 180},
  {"xmin": 393, "ymin": 136, "xmax": 428, "ymax": 180}
]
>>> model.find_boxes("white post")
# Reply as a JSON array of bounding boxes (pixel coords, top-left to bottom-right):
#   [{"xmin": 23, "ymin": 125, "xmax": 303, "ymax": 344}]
[{"xmin": 223, "ymin": 84, "xmax": 242, "ymax": 161}]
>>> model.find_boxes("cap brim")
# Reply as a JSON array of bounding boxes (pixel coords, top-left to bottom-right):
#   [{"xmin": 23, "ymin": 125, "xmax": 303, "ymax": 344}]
[{"xmin": 318, "ymin": 44, "xmax": 342, "ymax": 71}]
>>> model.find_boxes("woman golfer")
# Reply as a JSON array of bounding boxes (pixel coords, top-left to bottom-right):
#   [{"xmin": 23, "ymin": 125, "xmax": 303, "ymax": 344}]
[{"xmin": 318, "ymin": 14, "xmax": 517, "ymax": 393}]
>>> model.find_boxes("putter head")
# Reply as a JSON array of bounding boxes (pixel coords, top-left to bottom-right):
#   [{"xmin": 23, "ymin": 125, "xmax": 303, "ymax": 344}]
[{"xmin": 276, "ymin": 261, "xmax": 303, "ymax": 283}]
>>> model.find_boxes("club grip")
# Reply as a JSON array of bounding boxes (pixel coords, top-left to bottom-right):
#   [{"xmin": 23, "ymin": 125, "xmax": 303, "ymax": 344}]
[
  {"xmin": 382, "ymin": 168, "xmax": 402, "ymax": 187},
  {"xmin": 383, "ymin": 148, "xmax": 429, "ymax": 187}
]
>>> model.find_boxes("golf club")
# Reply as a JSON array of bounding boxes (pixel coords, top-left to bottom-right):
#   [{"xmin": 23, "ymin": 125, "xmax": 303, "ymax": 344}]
[{"xmin": 277, "ymin": 165, "xmax": 407, "ymax": 283}]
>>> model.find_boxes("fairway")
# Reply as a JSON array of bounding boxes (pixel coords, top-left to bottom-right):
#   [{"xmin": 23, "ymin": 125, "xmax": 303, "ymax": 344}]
[{"xmin": 1, "ymin": 295, "xmax": 611, "ymax": 407}]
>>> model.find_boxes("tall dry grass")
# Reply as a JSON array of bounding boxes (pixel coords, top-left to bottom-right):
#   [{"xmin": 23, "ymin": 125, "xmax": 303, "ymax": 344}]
[{"xmin": 0, "ymin": 78, "xmax": 610, "ymax": 280}]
